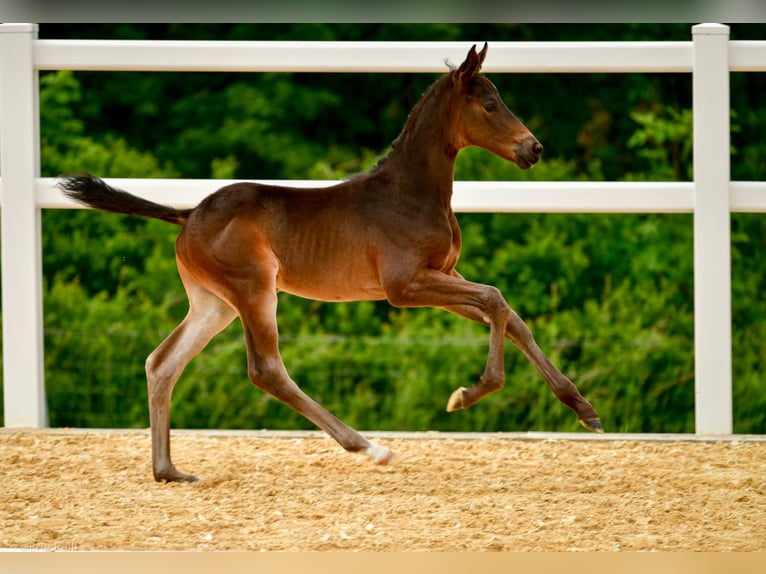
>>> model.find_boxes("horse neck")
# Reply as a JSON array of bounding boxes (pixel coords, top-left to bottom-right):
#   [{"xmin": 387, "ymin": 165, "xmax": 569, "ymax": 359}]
[{"xmin": 382, "ymin": 79, "xmax": 459, "ymax": 211}]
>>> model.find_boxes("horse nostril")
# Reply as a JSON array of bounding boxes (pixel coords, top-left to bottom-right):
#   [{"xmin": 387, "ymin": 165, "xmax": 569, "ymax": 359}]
[{"xmin": 532, "ymin": 141, "xmax": 543, "ymax": 156}]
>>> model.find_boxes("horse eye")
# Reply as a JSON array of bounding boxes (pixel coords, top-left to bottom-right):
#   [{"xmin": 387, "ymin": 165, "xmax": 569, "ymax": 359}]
[{"xmin": 483, "ymin": 102, "xmax": 497, "ymax": 113}]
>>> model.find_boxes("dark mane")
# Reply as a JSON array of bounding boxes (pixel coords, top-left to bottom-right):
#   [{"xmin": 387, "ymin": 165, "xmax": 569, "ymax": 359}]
[{"xmin": 348, "ymin": 68, "xmax": 457, "ymax": 179}]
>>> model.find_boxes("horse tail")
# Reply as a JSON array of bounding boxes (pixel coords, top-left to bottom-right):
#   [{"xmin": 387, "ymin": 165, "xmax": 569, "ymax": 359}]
[{"xmin": 57, "ymin": 174, "xmax": 192, "ymax": 226}]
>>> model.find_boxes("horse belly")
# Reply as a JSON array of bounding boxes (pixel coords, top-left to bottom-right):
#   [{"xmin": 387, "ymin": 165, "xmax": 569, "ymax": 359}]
[
  {"xmin": 275, "ymin": 247, "xmax": 385, "ymax": 303},
  {"xmin": 277, "ymin": 272, "xmax": 385, "ymax": 302}
]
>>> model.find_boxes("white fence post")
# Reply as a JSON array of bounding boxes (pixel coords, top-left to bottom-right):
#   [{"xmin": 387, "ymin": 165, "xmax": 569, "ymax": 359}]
[
  {"xmin": 692, "ymin": 23, "xmax": 732, "ymax": 435},
  {"xmin": 0, "ymin": 24, "xmax": 47, "ymax": 427}
]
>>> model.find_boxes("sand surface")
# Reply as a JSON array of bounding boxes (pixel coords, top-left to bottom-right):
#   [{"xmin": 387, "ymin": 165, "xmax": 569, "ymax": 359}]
[{"xmin": 2, "ymin": 430, "xmax": 765, "ymax": 551}]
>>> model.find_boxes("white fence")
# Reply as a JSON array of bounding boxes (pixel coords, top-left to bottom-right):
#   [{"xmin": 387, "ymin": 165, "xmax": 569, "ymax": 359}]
[{"xmin": 1, "ymin": 23, "xmax": 765, "ymax": 434}]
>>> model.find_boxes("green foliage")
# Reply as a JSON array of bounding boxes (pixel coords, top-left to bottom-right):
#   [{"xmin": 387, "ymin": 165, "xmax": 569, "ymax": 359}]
[
  {"xmin": 40, "ymin": 70, "xmax": 180, "ymax": 179},
  {"xmin": 44, "ymin": 278, "xmax": 154, "ymax": 427},
  {"xmin": 627, "ymin": 107, "xmax": 693, "ymax": 180},
  {"xmin": 19, "ymin": 24, "xmax": 766, "ymax": 435}
]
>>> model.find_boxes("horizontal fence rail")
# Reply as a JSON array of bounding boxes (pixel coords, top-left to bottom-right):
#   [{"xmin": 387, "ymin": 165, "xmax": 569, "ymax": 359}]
[
  {"xmin": 39, "ymin": 178, "xmax": 766, "ymax": 214},
  {"xmin": 30, "ymin": 40, "xmax": 766, "ymax": 74},
  {"xmin": 34, "ymin": 40, "xmax": 696, "ymax": 73},
  {"xmin": 29, "ymin": 39, "xmax": 766, "ymax": 73},
  {"xmin": 1, "ymin": 24, "xmax": 765, "ymax": 435}
]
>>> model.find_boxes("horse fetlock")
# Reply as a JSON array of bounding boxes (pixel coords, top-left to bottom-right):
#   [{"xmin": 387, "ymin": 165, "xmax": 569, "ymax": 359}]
[{"xmin": 480, "ymin": 372, "xmax": 505, "ymax": 392}]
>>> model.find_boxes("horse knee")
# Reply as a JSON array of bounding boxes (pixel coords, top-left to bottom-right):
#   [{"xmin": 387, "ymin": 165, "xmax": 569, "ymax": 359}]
[{"xmin": 483, "ymin": 286, "xmax": 511, "ymax": 326}]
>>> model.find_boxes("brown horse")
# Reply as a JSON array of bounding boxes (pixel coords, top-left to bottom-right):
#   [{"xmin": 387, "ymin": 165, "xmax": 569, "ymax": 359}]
[{"xmin": 59, "ymin": 43, "xmax": 602, "ymax": 483}]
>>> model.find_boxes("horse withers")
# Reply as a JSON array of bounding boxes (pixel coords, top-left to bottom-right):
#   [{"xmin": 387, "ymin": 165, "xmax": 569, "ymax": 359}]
[{"xmin": 59, "ymin": 43, "xmax": 601, "ymax": 483}]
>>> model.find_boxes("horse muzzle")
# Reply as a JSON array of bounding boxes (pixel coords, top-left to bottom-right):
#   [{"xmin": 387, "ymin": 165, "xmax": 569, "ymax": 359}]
[{"xmin": 515, "ymin": 136, "xmax": 543, "ymax": 169}]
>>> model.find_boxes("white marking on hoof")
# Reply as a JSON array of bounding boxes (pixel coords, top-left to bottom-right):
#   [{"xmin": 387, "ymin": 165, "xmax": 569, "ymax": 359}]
[
  {"xmin": 446, "ymin": 386, "xmax": 467, "ymax": 412},
  {"xmin": 365, "ymin": 443, "xmax": 396, "ymax": 465}
]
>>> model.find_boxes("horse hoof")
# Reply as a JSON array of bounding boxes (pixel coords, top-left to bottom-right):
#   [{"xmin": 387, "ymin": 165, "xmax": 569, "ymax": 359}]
[
  {"xmin": 579, "ymin": 418, "xmax": 604, "ymax": 433},
  {"xmin": 366, "ymin": 443, "xmax": 397, "ymax": 465},
  {"xmin": 376, "ymin": 450, "xmax": 397, "ymax": 466},
  {"xmin": 446, "ymin": 387, "xmax": 467, "ymax": 412},
  {"xmin": 154, "ymin": 468, "xmax": 200, "ymax": 483}
]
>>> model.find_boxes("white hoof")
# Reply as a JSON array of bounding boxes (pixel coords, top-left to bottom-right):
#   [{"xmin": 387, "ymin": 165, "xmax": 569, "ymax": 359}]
[
  {"xmin": 365, "ymin": 443, "xmax": 396, "ymax": 465},
  {"xmin": 446, "ymin": 386, "xmax": 467, "ymax": 412}
]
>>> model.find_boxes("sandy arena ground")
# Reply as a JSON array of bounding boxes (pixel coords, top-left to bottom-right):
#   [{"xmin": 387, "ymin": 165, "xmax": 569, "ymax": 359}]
[{"xmin": 1, "ymin": 429, "xmax": 765, "ymax": 551}]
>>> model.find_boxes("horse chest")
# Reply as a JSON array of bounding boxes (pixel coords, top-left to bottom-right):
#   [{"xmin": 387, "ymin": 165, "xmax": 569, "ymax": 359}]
[{"xmin": 427, "ymin": 212, "xmax": 462, "ymax": 273}]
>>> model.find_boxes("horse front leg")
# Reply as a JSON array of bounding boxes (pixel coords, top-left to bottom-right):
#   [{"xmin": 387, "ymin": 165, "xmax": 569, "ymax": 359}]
[
  {"xmin": 442, "ymin": 302, "xmax": 602, "ymax": 432},
  {"xmin": 383, "ymin": 269, "xmax": 512, "ymax": 411}
]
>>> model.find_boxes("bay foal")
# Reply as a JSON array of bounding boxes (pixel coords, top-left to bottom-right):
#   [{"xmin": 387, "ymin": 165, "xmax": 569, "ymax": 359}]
[{"xmin": 59, "ymin": 43, "xmax": 602, "ymax": 483}]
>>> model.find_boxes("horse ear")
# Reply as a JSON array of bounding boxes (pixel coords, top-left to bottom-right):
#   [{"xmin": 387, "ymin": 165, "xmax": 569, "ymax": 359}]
[
  {"xmin": 477, "ymin": 41, "xmax": 488, "ymax": 66},
  {"xmin": 457, "ymin": 42, "xmax": 488, "ymax": 87}
]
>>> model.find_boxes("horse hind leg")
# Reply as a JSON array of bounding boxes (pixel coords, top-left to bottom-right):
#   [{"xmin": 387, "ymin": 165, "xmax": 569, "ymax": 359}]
[
  {"xmin": 235, "ymin": 281, "xmax": 395, "ymax": 465},
  {"xmin": 146, "ymin": 270, "xmax": 237, "ymax": 482}
]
